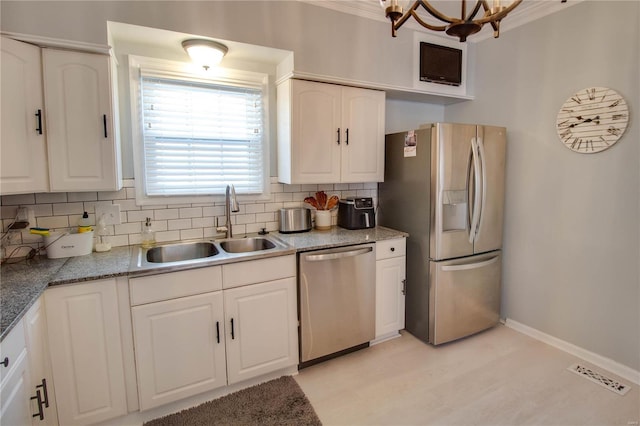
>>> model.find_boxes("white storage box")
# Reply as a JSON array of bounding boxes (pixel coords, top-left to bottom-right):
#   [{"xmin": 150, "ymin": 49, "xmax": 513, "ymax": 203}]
[{"xmin": 44, "ymin": 231, "xmax": 93, "ymax": 259}]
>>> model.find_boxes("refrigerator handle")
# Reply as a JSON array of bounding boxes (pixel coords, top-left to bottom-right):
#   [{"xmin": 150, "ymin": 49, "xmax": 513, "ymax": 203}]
[
  {"xmin": 477, "ymin": 137, "xmax": 487, "ymax": 238},
  {"xmin": 469, "ymin": 137, "xmax": 482, "ymax": 243},
  {"xmin": 441, "ymin": 255, "xmax": 499, "ymax": 272}
]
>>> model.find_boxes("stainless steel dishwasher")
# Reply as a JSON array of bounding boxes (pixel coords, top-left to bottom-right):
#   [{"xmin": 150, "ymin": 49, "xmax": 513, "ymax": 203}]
[{"xmin": 298, "ymin": 243, "xmax": 376, "ymax": 366}]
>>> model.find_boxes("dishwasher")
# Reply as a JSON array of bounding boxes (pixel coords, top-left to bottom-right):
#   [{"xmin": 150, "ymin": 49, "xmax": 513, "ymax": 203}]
[{"xmin": 298, "ymin": 243, "xmax": 375, "ymax": 366}]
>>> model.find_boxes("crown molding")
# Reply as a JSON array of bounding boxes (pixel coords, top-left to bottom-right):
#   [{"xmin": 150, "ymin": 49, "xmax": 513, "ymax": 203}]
[{"xmin": 1, "ymin": 31, "xmax": 111, "ymax": 54}]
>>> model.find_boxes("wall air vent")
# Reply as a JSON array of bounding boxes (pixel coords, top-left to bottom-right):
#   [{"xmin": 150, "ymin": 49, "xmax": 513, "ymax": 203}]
[{"xmin": 567, "ymin": 364, "xmax": 631, "ymax": 396}]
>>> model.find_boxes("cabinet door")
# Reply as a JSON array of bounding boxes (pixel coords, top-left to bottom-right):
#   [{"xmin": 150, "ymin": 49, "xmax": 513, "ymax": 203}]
[
  {"xmin": 289, "ymin": 79, "xmax": 342, "ymax": 183},
  {"xmin": 24, "ymin": 297, "xmax": 58, "ymax": 426},
  {"xmin": 224, "ymin": 278, "xmax": 298, "ymax": 384},
  {"xmin": 0, "ymin": 348, "xmax": 32, "ymax": 426},
  {"xmin": 45, "ymin": 279, "xmax": 127, "ymax": 425},
  {"xmin": 42, "ymin": 49, "xmax": 121, "ymax": 192},
  {"xmin": 132, "ymin": 292, "xmax": 227, "ymax": 411},
  {"xmin": 375, "ymin": 256, "xmax": 406, "ymax": 338},
  {"xmin": 341, "ymin": 86, "xmax": 385, "ymax": 183},
  {"xmin": 0, "ymin": 37, "xmax": 49, "ymax": 195}
]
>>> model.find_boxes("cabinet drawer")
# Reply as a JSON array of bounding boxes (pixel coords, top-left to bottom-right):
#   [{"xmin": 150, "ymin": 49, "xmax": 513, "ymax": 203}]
[
  {"xmin": 0, "ymin": 320, "xmax": 26, "ymax": 385},
  {"xmin": 130, "ymin": 266, "xmax": 223, "ymax": 305},
  {"xmin": 376, "ymin": 238, "xmax": 406, "ymax": 260},
  {"xmin": 222, "ymin": 255, "xmax": 296, "ymax": 289}
]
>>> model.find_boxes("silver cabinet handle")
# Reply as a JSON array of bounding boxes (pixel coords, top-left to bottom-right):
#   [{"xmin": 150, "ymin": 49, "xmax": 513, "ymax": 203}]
[{"xmin": 304, "ymin": 246, "xmax": 373, "ymax": 262}]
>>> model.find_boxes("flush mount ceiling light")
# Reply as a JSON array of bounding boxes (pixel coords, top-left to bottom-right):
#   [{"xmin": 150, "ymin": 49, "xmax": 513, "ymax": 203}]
[
  {"xmin": 182, "ymin": 39, "xmax": 228, "ymax": 70},
  {"xmin": 381, "ymin": 0, "xmax": 523, "ymax": 42}
]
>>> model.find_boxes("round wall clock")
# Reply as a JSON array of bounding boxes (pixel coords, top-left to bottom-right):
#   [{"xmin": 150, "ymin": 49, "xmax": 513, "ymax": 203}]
[{"xmin": 556, "ymin": 87, "xmax": 629, "ymax": 153}]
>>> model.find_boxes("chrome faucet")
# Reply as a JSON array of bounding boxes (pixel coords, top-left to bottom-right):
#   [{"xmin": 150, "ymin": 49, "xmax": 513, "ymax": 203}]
[{"xmin": 218, "ymin": 184, "xmax": 239, "ymax": 238}]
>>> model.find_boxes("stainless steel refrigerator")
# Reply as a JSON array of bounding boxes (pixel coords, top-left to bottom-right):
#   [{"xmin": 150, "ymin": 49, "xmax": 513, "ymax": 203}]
[{"xmin": 378, "ymin": 123, "xmax": 506, "ymax": 345}]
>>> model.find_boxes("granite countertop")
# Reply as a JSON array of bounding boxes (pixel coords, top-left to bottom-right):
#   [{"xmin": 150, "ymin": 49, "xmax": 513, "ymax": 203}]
[
  {"xmin": 0, "ymin": 246, "xmax": 133, "ymax": 341},
  {"xmin": 0, "ymin": 226, "xmax": 407, "ymax": 341},
  {"xmin": 275, "ymin": 226, "xmax": 408, "ymax": 252}
]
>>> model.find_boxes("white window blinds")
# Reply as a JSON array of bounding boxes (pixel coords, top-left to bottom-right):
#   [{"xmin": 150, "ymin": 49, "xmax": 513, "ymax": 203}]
[{"xmin": 140, "ymin": 74, "xmax": 264, "ymax": 196}]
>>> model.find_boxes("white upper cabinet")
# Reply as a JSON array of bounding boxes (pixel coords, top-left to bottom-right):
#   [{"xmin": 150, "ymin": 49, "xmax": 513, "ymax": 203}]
[
  {"xmin": 0, "ymin": 37, "xmax": 49, "ymax": 195},
  {"xmin": 42, "ymin": 49, "xmax": 121, "ymax": 192},
  {"xmin": 340, "ymin": 86, "xmax": 386, "ymax": 183},
  {"xmin": 0, "ymin": 37, "xmax": 122, "ymax": 195},
  {"xmin": 277, "ymin": 79, "xmax": 385, "ymax": 184}
]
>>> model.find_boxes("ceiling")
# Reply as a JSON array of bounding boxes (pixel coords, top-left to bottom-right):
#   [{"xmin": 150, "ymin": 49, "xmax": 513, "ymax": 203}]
[{"xmin": 297, "ymin": 0, "xmax": 583, "ymax": 42}]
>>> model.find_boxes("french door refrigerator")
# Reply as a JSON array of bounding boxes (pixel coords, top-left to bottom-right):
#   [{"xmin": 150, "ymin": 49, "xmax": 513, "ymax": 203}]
[{"xmin": 378, "ymin": 123, "xmax": 506, "ymax": 345}]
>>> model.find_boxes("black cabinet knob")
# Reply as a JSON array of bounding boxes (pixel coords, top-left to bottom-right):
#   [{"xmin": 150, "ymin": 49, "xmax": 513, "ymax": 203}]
[{"xmin": 1, "ymin": 357, "xmax": 8, "ymax": 368}]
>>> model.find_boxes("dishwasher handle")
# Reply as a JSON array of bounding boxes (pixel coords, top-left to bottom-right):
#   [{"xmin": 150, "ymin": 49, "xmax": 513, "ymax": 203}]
[{"xmin": 304, "ymin": 246, "xmax": 373, "ymax": 262}]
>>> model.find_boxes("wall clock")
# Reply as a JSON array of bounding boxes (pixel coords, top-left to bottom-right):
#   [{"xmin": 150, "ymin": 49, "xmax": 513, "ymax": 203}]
[{"xmin": 556, "ymin": 87, "xmax": 629, "ymax": 153}]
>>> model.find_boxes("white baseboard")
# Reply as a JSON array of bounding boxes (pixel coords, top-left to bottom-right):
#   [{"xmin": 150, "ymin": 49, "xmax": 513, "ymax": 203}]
[
  {"xmin": 370, "ymin": 331, "xmax": 402, "ymax": 346},
  {"xmin": 504, "ymin": 318, "xmax": 640, "ymax": 386}
]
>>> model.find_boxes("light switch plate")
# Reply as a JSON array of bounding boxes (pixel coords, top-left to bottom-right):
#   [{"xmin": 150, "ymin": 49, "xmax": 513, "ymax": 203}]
[{"xmin": 96, "ymin": 204, "xmax": 122, "ymax": 225}]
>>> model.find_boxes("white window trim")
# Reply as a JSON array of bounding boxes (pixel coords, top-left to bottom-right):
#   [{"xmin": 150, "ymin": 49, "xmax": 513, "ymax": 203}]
[{"xmin": 128, "ymin": 55, "xmax": 271, "ymax": 206}]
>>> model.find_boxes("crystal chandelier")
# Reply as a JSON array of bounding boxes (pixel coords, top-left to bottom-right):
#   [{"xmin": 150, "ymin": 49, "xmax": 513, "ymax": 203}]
[{"xmin": 382, "ymin": 0, "xmax": 523, "ymax": 42}]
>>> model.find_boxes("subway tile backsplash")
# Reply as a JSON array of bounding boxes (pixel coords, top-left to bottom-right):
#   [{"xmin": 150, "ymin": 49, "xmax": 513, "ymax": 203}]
[{"xmin": 0, "ymin": 178, "xmax": 378, "ymax": 260}]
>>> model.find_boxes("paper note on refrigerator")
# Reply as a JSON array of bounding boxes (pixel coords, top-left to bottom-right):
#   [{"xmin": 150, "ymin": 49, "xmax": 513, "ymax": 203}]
[{"xmin": 404, "ymin": 131, "xmax": 417, "ymax": 157}]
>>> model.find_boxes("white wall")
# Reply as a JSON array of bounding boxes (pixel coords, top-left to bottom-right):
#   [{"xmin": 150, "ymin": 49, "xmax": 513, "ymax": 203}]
[
  {"xmin": 385, "ymin": 99, "xmax": 445, "ymax": 134},
  {"xmin": 0, "ymin": 1, "xmax": 416, "ymax": 89},
  {"xmin": 445, "ymin": 1, "xmax": 640, "ymax": 371}
]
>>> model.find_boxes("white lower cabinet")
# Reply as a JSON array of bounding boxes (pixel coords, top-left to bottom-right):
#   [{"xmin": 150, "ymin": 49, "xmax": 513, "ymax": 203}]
[
  {"xmin": 0, "ymin": 319, "xmax": 32, "ymax": 426},
  {"xmin": 224, "ymin": 277, "xmax": 298, "ymax": 385},
  {"xmin": 25, "ymin": 297, "xmax": 58, "ymax": 426},
  {"xmin": 375, "ymin": 238, "xmax": 407, "ymax": 340},
  {"xmin": 1, "ymin": 298, "xmax": 59, "ymax": 426},
  {"xmin": 45, "ymin": 279, "xmax": 127, "ymax": 426},
  {"xmin": 132, "ymin": 292, "xmax": 227, "ymax": 411},
  {"xmin": 129, "ymin": 255, "xmax": 298, "ymax": 411}
]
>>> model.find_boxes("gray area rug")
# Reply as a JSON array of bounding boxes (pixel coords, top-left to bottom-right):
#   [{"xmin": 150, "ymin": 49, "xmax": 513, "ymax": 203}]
[{"xmin": 144, "ymin": 376, "xmax": 322, "ymax": 426}]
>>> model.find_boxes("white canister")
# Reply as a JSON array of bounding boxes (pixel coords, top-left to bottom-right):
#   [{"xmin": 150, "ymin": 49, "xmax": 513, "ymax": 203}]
[{"xmin": 314, "ymin": 210, "xmax": 331, "ymax": 230}]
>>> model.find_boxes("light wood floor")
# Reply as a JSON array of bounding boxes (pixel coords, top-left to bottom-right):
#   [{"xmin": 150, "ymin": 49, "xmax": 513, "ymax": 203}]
[{"xmin": 295, "ymin": 325, "xmax": 639, "ymax": 426}]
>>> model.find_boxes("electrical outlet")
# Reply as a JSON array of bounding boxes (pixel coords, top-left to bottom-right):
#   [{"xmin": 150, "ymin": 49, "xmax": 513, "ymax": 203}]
[
  {"xmin": 16, "ymin": 207, "xmax": 28, "ymax": 222},
  {"xmin": 96, "ymin": 204, "xmax": 122, "ymax": 225}
]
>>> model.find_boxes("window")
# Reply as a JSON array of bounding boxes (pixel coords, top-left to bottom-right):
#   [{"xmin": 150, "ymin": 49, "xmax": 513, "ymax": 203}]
[{"xmin": 129, "ymin": 56, "xmax": 270, "ymax": 205}]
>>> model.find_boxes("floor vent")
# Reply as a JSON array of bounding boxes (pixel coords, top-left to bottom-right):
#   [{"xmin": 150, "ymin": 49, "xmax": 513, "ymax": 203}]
[{"xmin": 567, "ymin": 364, "xmax": 631, "ymax": 396}]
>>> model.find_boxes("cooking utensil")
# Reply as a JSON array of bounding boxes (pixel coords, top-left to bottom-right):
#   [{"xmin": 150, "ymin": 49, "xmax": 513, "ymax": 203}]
[
  {"xmin": 326, "ymin": 195, "xmax": 339, "ymax": 210},
  {"xmin": 316, "ymin": 191, "xmax": 327, "ymax": 209}
]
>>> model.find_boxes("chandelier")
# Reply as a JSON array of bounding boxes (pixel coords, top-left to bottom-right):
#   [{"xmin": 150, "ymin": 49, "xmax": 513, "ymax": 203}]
[{"xmin": 382, "ymin": 0, "xmax": 523, "ymax": 42}]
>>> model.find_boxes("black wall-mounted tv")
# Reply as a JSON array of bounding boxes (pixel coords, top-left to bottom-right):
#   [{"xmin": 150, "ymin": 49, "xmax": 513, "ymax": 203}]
[{"xmin": 419, "ymin": 42, "xmax": 462, "ymax": 86}]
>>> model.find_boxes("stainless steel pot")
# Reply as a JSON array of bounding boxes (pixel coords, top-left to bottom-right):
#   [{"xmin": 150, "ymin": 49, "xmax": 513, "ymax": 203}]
[{"xmin": 278, "ymin": 208, "xmax": 312, "ymax": 233}]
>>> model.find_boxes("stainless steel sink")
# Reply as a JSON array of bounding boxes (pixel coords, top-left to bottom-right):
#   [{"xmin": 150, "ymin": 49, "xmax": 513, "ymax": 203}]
[
  {"xmin": 146, "ymin": 241, "xmax": 219, "ymax": 263},
  {"xmin": 131, "ymin": 235, "xmax": 293, "ymax": 273},
  {"xmin": 219, "ymin": 237, "xmax": 276, "ymax": 254}
]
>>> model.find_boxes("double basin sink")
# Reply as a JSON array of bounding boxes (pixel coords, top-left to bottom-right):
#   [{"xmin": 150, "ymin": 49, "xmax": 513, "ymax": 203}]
[{"xmin": 132, "ymin": 235, "xmax": 292, "ymax": 272}]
